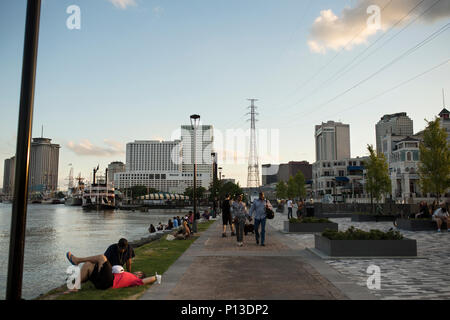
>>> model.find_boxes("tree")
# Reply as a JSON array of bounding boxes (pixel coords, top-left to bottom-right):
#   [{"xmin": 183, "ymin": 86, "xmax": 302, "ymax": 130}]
[
  {"xmin": 184, "ymin": 186, "xmax": 207, "ymax": 200},
  {"xmin": 293, "ymin": 171, "xmax": 306, "ymax": 200},
  {"xmin": 418, "ymin": 118, "xmax": 450, "ymax": 201},
  {"xmin": 287, "ymin": 176, "xmax": 298, "ymax": 199},
  {"xmin": 275, "ymin": 181, "xmax": 287, "ymax": 199},
  {"xmin": 364, "ymin": 145, "xmax": 391, "ymax": 210}
]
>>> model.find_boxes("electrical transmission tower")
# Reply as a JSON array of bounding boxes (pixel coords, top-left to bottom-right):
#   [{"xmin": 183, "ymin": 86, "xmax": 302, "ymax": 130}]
[{"xmin": 247, "ymin": 99, "xmax": 260, "ymax": 189}]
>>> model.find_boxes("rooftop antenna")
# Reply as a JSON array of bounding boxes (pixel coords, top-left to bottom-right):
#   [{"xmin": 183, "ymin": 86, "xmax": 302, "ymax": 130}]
[
  {"xmin": 246, "ymin": 98, "xmax": 260, "ymax": 189},
  {"xmin": 443, "ymin": 88, "xmax": 446, "ymax": 108}
]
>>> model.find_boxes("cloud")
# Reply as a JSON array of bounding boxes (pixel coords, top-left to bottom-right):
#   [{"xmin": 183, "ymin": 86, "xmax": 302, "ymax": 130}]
[
  {"xmin": 108, "ymin": 0, "xmax": 136, "ymax": 10},
  {"xmin": 308, "ymin": 0, "xmax": 450, "ymax": 53},
  {"xmin": 152, "ymin": 6, "xmax": 164, "ymax": 17},
  {"xmin": 66, "ymin": 139, "xmax": 125, "ymax": 157}
]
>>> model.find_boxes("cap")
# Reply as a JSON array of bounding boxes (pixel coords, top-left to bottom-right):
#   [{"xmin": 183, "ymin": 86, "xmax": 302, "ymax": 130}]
[{"xmin": 112, "ymin": 265, "xmax": 124, "ymax": 274}]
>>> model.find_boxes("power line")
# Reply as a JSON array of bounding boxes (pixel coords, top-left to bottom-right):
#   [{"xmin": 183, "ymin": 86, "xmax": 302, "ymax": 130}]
[
  {"xmin": 273, "ymin": 0, "xmax": 394, "ymax": 109},
  {"xmin": 277, "ymin": 21, "xmax": 450, "ymax": 127}
]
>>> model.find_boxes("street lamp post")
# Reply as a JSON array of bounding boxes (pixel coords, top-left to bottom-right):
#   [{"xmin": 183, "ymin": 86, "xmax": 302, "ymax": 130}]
[{"xmin": 190, "ymin": 114, "xmax": 200, "ymax": 233}]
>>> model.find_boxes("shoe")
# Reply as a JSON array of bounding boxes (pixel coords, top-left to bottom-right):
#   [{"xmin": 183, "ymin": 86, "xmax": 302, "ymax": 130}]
[
  {"xmin": 239, "ymin": 242, "xmax": 243, "ymax": 247},
  {"xmin": 438, "ymin": 229, "xmax": 441, "ymax": 232},
  {"xmin": 155, "ymin": 272, "xmax": 162, "ymax": 285},
  {"xmin": 231, "ymin": 232, "xmax": 236, "ymax": 236},
  {"xmin": 222, "ymin": 233, "xmax": 226, "ymax": 238},
  {"xmin": 256, "ymin": 239, "xmax": 259, "ymax": 245},
  {"xmin": 261, "ymin": 244, "xmax": 265, "ymax": 247}
]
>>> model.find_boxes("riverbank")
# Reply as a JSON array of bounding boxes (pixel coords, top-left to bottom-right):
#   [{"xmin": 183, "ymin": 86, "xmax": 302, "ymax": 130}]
[{"xmin": 36, "ymin": 219, "xmax": 216, "ymax": 300}]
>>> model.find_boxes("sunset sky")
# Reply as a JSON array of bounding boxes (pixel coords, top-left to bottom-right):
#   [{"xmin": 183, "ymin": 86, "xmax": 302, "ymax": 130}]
[{"xmin": 1, "ymin": 0, "xmax": 449, "ymax": 188}]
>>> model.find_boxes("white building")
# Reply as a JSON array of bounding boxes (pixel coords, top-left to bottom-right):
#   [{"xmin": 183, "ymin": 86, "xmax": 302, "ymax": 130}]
[
  {"xmin": 115, "ymin": 125, "xmax": 215, "ymax": 194},
  {"xmin": 375, "ymin": 112, "xmax": 413, "ymax": 154},
  {"xmin": 181, "ymin": 125, "xmax": 214, "ymax": 184},
  {"xmin": 312, "ymin": 157, "xmax": 368, "ymax": 200},
  {"xmin": 126, "ymin": 140, "xmax": 181, "ymax": 172},
  {"xmin": 315, "ymin": 121, "xmax": 350, "ymax": 161}
]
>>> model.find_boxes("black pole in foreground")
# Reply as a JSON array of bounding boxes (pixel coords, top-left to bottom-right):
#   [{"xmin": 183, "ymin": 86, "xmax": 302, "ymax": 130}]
[{"xmin": 6, "ymin": 0, "xmax": 42, "ymax": 300}]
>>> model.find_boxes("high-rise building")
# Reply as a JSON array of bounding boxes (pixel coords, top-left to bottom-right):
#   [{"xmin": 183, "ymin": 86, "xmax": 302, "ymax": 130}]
[
  {"xmin": 262, "ymin": 161, "xmax": 312, "ymax": 185},
  {"xmin": 3, "ymin": 156, "xmax": 16, "ymax": 196},
  {"xmin": 29, "ymin": 137, "xmax": 60, "ymax": 192},
  {"xmin": 126, "ymin": 140, "xmax": 182, "ymax": 172},
  {"xmin": 315, "ymin": 121, "xmax": 350, "ymax": 161},
  {"xmin": 375, "ymin": 113, "xmax": 413, "ymax": 154},
  {"xmin": 107, "ymin": 161, "xmax": 126, "ymax": 186},
  {"xmin": 181, "ymin": 125, "xmax": 214, "ymax": 184}
]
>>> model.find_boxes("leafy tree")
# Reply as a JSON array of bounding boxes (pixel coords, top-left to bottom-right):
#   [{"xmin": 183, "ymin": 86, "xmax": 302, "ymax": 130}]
[
  {"xmin": 184, "ymin": 186, "xmax": 207, "ymax": 200},
  {"xmin": 287, "ymin": 176, "xmax": 298, "ymax": 199},
  {"xmin": 293, "ymin": 171, "xmax": 306, "ymax": 200},
  {"xmin": 275, "ymin": 181, "xmax": 287, "ymax": 199},
  {"xmin": 418, "ymin": 118, "xmax": 450, "ymax": 201},
  {"xmin": 364, "ymin": 145, "xmax": 391, "ymax": 210},
  {"xmin": 218, "ymin": 181, "xmax": 244, "ymax": 200}
]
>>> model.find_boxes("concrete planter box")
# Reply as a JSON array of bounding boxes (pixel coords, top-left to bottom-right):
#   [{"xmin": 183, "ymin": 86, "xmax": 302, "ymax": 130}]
[
  {"xmin": 397, "ymin": 218, "xmax": 442, "ymax": 231},
  {"xmin": 314, "ymin": 234, "xmax": 417, "ymax": 257},
  {"xmin": 351, "ymin": 214, "xmax": 396, "ymax": 222},
  {"xmin": 284, "ymin": 221, "xmax": 338, "ymax": 233}
]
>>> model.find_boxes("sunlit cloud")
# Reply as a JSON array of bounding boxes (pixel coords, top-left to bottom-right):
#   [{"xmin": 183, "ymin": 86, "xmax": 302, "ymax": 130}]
[
  {"xmin": 66, "ymin": 139, "xmax": 125, "ymax": 157},
  {"xmin": 108, "ymin": 0, "xmax": 137, "ymax": 10},
  {"xmin": 308, "ymin": 0, "xmax": 450, "ymax": 53}
]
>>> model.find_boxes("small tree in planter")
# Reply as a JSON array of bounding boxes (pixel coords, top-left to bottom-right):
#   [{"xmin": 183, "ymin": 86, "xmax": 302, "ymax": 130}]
[
  {"xmin": 418, "ymin": 118, "xmax": 450, "ymax": 202},
  {"xmin": 364, "ymin": 145, "xmax": 391, "ymax": 214}
]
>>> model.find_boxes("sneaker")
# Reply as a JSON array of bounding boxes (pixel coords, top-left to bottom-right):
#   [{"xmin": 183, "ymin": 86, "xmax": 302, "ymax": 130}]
[
  {"xmin": 222, "ymin": 233, "xmax": 226, "ymax": 238},
  {"xmin": 155, "ymin": 272, "xmax": 162, "ymax": 285},
  {"xmin": 239, "ymin": 242, "xmax": 243, "ymax": 247},
  {"xmin": 261, "ymin": 243, "xmax": 265, "ymax": 247},
  {"xmin": 437, "ymin": 229, "xmax": 441, "ymax": 232},
  {"xmin": 231, "ymin": 232, "xmax": 236, "ymax": 236},
  {"xmin": 256, "ymin": 239, "xmax": 259, "ymax": 245}
]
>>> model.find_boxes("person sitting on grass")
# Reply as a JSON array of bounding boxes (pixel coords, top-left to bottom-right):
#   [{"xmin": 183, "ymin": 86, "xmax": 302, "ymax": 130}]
[
  {"xmin": 432, "ymin": 201, "xmax": 450, "ymax": 232},
  {"xmin": 157, "ymin": 222, "xmax": 164, "ymax": 231},
  {"xmin": 202, "ymin": 209, "xmax": 210, "ymax": 220},
  {"xmin": 173, "ymin": 218, "xmax": 191, "ymax": 240},
  {"xmin": 111, "ymin": 266, "xmax": 161, "ymax": 289},
  {"xmin": 104, "ymin": 238, "xmax": 135, "ymax": 273},
  {"xmin": 173, "ymin": 217, "xmax": 179, "ymax": 228},
  {"xmin": 65, "ymin": 252, "xmax": 161, "ymax": 290},
  {"xmin": 148, "ymin": 224, "xmax": 156, "ymax": 234},
  {"xmin": 166, "ymin": 219, "xmax": 174, "ymax": 230}
]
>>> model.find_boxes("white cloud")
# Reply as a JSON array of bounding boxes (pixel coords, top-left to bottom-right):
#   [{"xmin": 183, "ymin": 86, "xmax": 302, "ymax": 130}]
[
  {"xmin": 66, "ymin": 139, "xmax": 125, "ymax": 157},
  {"xmin": 108, "ymin": 0, "xmax": 137, "ymax": 10},
  {"xmin": 308, "ymin": 0, "xmax": 450, "ymax": 53},
  {"xmin": 152, "ymin": 6, "xmax": 164, "ymax": 17}
]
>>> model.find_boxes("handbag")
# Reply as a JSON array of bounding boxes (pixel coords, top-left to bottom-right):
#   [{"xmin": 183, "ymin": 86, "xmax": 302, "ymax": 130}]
[{"xmin": 265, "ymin": 201, "xmax": 275, "ymax": 219}]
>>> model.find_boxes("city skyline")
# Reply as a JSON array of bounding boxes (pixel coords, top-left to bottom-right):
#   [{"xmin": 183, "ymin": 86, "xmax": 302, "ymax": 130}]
[{"xmin": 1, "ymin": 0, "xmax": 449, "ymax": 188}]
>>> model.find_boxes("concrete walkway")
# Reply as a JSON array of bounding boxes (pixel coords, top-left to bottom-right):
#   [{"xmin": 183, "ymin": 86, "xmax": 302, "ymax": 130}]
[{"xmin": 140, "ymin": 218, "xmax": 377, "ymax": 300}]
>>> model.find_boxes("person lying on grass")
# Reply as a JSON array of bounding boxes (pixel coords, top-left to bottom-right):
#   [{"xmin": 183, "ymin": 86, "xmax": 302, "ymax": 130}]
[{"xmin": 65, "ymin": 252, "xmax": 161, "ymax": 290}]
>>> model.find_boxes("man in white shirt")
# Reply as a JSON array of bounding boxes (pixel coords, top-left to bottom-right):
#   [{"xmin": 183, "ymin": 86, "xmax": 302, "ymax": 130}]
[
  {"xmin": 432, "ymin": 202, "xmax": 450, "ymax": 232},
  {"xmin": 287, "ymin": 199, "xmax": 293, "ymax": 219}
]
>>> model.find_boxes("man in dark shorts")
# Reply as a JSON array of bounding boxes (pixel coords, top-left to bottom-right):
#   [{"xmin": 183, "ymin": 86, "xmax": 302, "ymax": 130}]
[
  {"xmin": 66, "ymin": 252, "xmax": 114, "ymax": 290},
  {"xmin": 104, "ymin": 238, "xmax": 136, "ymax": 272},
  {"xmin": 222, "ymin": 194, "xmax": 235, "ymax": 237}
]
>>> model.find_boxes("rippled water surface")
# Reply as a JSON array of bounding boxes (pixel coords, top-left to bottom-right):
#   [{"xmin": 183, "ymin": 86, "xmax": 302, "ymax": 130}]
[{"xmin": 0, "ymin": 203, "xmax": 180, "ymax": 299}]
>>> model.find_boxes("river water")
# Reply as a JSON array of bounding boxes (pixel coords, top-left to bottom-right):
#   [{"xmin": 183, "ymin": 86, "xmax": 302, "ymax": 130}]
[{"xmin": 0, "ymin": 203, "xmax": 185, "ymax": 300}]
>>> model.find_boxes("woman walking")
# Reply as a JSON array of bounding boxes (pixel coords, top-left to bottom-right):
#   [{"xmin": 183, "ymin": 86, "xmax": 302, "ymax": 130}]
[{"xmin": 231, "ymin": 194, "xmax": 250, "ymax": 247}]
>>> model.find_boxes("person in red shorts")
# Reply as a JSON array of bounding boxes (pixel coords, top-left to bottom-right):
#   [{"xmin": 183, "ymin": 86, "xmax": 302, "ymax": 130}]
[{"xmin": 112, "ymin": 265, "xmax": 162, "ymax": 289}]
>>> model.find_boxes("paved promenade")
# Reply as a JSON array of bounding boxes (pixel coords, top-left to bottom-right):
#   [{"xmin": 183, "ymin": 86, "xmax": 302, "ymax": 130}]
[{"xmin": 140, "ymin": 215, "xmax": 376, "ymax": 300}]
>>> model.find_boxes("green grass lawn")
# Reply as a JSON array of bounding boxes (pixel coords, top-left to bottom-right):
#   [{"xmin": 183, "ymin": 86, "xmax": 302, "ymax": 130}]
[{"xmin": 37, "ymin": 219, "xmax": 215, "ymax": 300}]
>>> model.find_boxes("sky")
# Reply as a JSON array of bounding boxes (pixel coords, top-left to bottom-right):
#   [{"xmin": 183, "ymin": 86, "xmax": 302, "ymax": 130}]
[{"xmin": 0, "ymin": 0, "xmax": 449, "ymax": 189}]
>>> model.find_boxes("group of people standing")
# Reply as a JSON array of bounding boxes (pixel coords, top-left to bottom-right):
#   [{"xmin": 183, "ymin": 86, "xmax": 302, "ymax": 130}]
[
  {"xmin": 221, "ymin": 192, "xmax": 273, "ymax": 247},
  {"xmin": 286, "ymin": 198, "xmax": 306, "ymax": 219}
]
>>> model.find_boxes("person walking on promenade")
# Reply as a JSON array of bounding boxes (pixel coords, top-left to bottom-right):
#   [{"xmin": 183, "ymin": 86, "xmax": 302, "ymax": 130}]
[
  {"xmin": 221, "ymin": 194, "xmax": 235, "ymax": 237},
  {"xmin": 231, "ymin": 194, "xmax": 250, "ymax": 247},
  {"xmin": 249, "ymin": 192, "xmax": 273, "ymax": 246},
  {"xmin": 287, "ymin": 198, "xmax": 293, "ymax": 219}
]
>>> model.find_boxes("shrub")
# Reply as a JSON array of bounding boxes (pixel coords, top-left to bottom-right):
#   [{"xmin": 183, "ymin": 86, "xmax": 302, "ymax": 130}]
[
  {"xmin": 289, "ymin": 217, "xmax": 331, "ymax": 224},
  {"xmin": 322, "ymin": 226, "xmax": 404, "ymax": 240}
]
